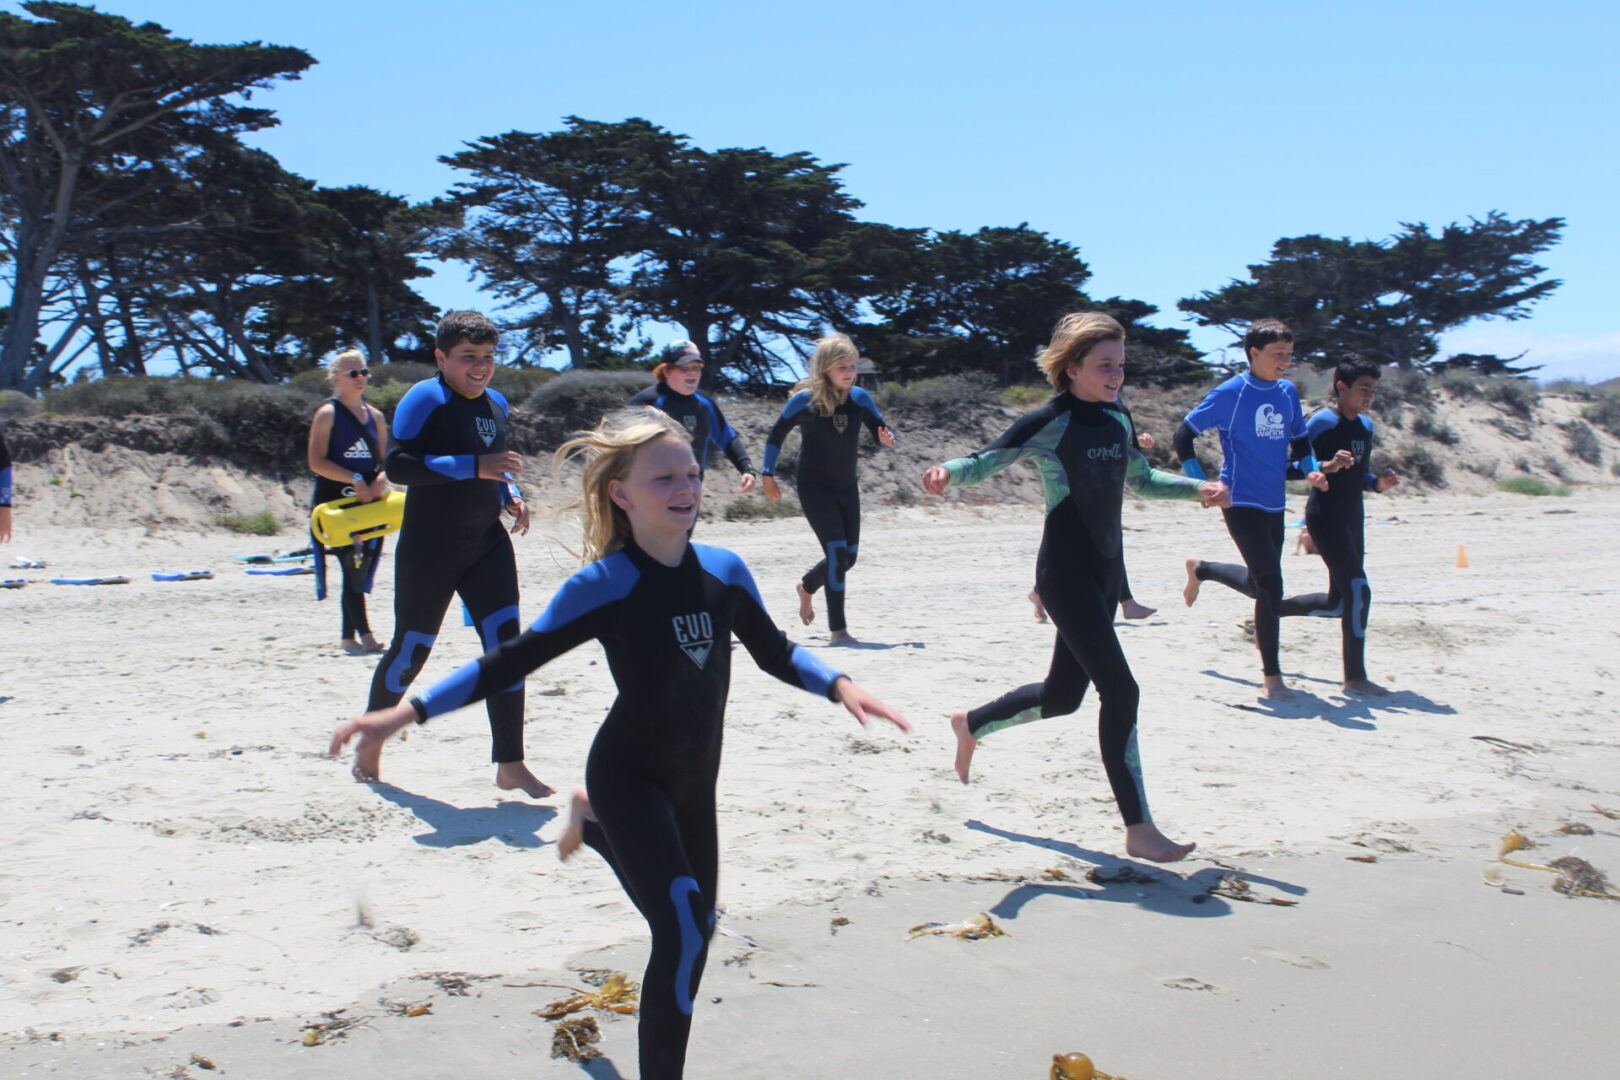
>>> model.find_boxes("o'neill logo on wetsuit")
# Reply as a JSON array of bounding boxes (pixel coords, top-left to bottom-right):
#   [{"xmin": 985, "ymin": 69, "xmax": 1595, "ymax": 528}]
[
  {"xmin": 672, "ymin": 611, "xmax": 714, "ymax": 669},
  {"xmin": 341, "ymin": 439, "xmax": 371, "ymax": 461},
  {"xmin": 833, "ymin": 415, "xmax": 849, "ymax": 434},
  {"xmin": 1254, "ymin": 404, "xmax": 1286, "ymax": 440},
  {"xmin": 1087, "ymin": 443, "xmax": 1123, "ymax": 460},
  {"xmin": 475, "ymin": 417, "xmax": 498, "ymax": 446}
]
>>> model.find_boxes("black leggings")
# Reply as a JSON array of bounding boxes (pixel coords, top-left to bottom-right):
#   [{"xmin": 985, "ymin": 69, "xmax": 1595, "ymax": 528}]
[
  {"xmin": 799, "ymin": 485, "xmax": 860, "ymax": 633},
  {"xmin": 334, "ymin": 541, "xmax": 381, "ymax": 639},
  {"xmin": 1196, "ymin": 507, "xmax": 1285, "ymax": 677},
  {"xmin": 1281, "ymin": 513, "xmax": 1369, "ymax": 682},
  {"xmin": 965, "ymin": 572, "xmax": 1151, "ymax": 826},
  {"xmin": 581, "ymin": 755, "xmax": 718, "ymax": 1080},
  {"xmin": 367, "ymin": 522, "xmax": 526, "ymax": 762}
]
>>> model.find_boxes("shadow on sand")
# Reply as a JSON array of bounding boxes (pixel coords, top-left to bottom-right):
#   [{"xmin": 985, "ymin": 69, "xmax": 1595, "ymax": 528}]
[{"xmin": 369, "ymin": 784, "xmax": 557, "ymax": 849}]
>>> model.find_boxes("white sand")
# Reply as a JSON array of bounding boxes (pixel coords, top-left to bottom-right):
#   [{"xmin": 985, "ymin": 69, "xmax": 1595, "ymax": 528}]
[{"xmin": 3, "ymin": 484, "xmax": 1618, "ymax": 1078}]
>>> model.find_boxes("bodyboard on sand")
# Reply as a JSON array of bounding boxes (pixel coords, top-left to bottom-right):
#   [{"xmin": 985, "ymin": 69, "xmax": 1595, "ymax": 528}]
[
  {"xmin": 234, "ymin": 553, "xmax": 311, "ymax": 564},
  {"xmin": 245, "ymin": 566, "xmax": 314, "ymax": 576},
  {"xmin": 152, "ymin": 570, "xmax": 215, "ymax": 582},
  {"xmin": 50, "ymin": 576, "xmax": 131, "ymax": 586},
  {"xmin": 1, "ymin": 578, "xmax": 25, "ymax": 589}
]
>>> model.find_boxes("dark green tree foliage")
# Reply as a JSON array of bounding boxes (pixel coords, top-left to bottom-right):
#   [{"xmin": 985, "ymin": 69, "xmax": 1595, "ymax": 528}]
[
  {"xmin": 0, "ymin": 1, "xmax": 313, "ymax": 391},
  {"xmin": 440, "ymin": 117, "xmax": 663, "ymax": 369},
  {"xmin": 1178, "ymin": 212, "xmax": 1563, "ymax": 370}
]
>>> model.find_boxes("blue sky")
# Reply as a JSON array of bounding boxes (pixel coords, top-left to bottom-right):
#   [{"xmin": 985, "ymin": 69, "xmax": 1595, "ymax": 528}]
[{"xmin": 13, "ymin": 0, "xmax": 1618, "ymax": 381}]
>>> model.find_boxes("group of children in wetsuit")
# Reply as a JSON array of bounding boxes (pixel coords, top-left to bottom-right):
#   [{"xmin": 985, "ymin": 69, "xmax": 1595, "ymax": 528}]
[{"xmin": 324, "ymin": 309, "xmax": 1396, "ymax": 1080}]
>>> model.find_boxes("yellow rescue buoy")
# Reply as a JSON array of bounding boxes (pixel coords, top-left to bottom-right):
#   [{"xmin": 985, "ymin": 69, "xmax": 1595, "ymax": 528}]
[{"xmin": 311, "ymin": 490, "xmax": 407, "ymax": 547}]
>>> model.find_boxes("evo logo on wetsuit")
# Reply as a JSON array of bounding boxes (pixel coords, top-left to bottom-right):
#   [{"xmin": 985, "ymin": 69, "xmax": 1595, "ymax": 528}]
[
  {"xmin": 673, "ymin": 611, "xmax": 714, "ymax": 669},
  {"xmin": 475, "ymin": 417, "xmax": 498, "ymax": 446},
  {"xmin": 832, "ymin": 415, "xmax": 849, "ymax": 434},
  {"xmin": 1255, "ymin": 404, "xmax": 1287, "ymax": 439}
]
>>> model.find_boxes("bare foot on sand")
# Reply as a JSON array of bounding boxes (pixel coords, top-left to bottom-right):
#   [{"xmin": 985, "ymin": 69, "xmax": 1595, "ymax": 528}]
[
  {"xmin": 1028, "ymin": 588, "xmax": 1048, "ymax": 623},
  {"xmin": 361, "ymin": 634, "xmax": 385, "ymax": 653},
  {"xmin": 1344, "ymin": 679, "xmax": 1391, "ymax": 697},
  {"xmin": 341, "ymin": 638, "xmax": 367, "ymax": 656},
  {"xmin": 828, "ymin": 629, "xmax": 859, "ymax": 646},
  {"xmin": 558, "ymin": 787, "xmax": 592, "ymax": 861},
  {"xmin": 950, "ymin": 709, "xmax": 976, "ymax": 784},
  {"xmin": 1121, "ymin": 598, "xmax": 1157, "ymax": 619},
  {"xmin": 1125, "ymin": 822, "xmax": 1196, "ymax": 862},
  {"xmin": 1182, "ymin": 558, "xmax": 1202, "ymax": 607},
  {"xmin": 496, "ymin": 762, "xmax": 555, "ymax": 799},
  {"xmin": 797, "ymin": 582, "xmax": 815, "ymax": 626},
  {"xmin": 351, "ymin": 735, "xmax": 385, "ymax": 783},
  {"xmin": 1262, "ymin": 675, "xmax": 1297, "ymax": 701}
]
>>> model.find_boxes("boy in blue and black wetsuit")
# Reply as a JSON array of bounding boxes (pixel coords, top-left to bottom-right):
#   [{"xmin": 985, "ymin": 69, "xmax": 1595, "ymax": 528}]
[
  {"xmin": 628, "ymin": 339, "xmax": 756, "ymax": 493},
  {"xmin": 1279, "ymin": 359, "xmax": 1400, "ymax": 696},
  {"xmin": 1175, "ymin": 319, "xmax": 1341, "ymax": 701},
  {"xmin": 361, "ymin": 311, "xmax": 550, "ymax": 798},
  {"xmin": 0, "ymin": 423, "xmax": 13, "ymax": 543}
]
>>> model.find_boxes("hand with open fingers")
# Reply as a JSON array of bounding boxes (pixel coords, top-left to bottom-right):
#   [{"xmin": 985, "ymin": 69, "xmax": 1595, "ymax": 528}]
[
  {"xmin": 506, "ymin": 498, "xmax": 531, "ymax": 535},
  {"xmin": 738, "ymin": 472, "xmax": 758, "ymax": 494},
  {"xmin": 329, "ymin": 703, "xmax": 415, "ymax": 759},
  {"xmin": 833, "ymin": 677, "xmax": 911, "ymax": 732},
  {"xmin": 477, "ymin": 450, "xmax": 523, "ymax": 481},
  {"xmin": 761, "ymin": 475, "xmax": 782, "ymax": 501},
  {"xmin": 878, "ymin": 426, "xmax": 898, "ymax": 448}
]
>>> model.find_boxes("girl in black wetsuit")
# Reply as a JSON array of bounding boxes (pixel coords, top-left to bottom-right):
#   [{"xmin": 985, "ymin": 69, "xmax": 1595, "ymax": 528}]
[
  {"xmin": 922, "ymin": 312, "xmax": 1228, "ymax": 863},
  {"xmin": 330, "ymin": 407, "xmax": 907, "ymax": 1080},
  {"xmin": 306, "ymin": 349, "xmax": 390, "ymax": 654},
  {"xmin": 760, "ymin": 333, "xmax": 896, "ymax": 644}
]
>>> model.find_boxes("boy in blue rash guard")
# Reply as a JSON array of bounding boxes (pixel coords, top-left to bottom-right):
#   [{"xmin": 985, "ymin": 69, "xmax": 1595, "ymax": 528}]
[
  {"xmin": 0, "ymin": 422, "xmax": 13, "ymax": 543},
  {"xmin": 332, "ymin": 408, "xmax": 907, "ymax": 1080},
  {"xmin": 760, "ymin": 333, "xmax": 897, "ymax": 644},
  {"xmin": 1174, "ymin": 319, "xmax": 1342, "ymax": 701},
  {"xmin": 627, "ymin": 339, "xmax": 757, "ymax": 492},
  {"xmin": 1279, "ymin": 359, "xmax": 1400, "ymax": 695},
  {"xmin": 360, "ymin": 311, "xmax": 550, "ymax": 799},
  {"xmin": 923, "ymin": 313, "xmax": 1229, "ymax": 863}
]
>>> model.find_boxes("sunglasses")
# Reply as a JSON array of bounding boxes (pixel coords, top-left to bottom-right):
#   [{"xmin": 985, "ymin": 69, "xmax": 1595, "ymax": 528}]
[{"xmin": 343, "ymin": 368, "xmax": 372, "ymax": 378}]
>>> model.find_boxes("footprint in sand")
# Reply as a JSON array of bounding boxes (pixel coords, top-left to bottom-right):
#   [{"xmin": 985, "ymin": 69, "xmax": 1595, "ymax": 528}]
[
  {"xmin": 1257, "ymin": 946, "xmax": 1329, "ymax": 969},
  {"xmin": 1161, "ymin": 976, "xmax": 1217, "ymax": 991}
]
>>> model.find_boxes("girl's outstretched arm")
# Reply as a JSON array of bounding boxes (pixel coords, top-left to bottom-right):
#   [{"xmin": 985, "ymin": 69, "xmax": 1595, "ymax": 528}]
[{"xmin": 832, "ymin": 676, "xmax": 910, "ymax": 732}]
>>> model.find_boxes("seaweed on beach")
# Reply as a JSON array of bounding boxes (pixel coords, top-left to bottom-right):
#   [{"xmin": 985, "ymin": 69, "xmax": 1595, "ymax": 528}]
[
  {"xmin": 550, "ymin": 1015, "xmax": 604, "ymax": 1063},
  {"xmin": 1209, "ymin": 874, "xmax": 1298, "ymax": 906},
  {"xmin": 523, "ymin": 972, "xmax": 640, "ymax": 1019},
  {"xmin": 1493, "ymin": 831, "xmax": 1620, "ymax": 900},
  {"xmin": 906, "ymin": 911, "xmax": 1008, "ymax": 940}
]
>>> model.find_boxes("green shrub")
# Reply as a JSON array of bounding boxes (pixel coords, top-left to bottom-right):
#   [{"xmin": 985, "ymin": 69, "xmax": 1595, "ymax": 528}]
[
  {"xmin": 526, "ymin": 370, "xmax": 655, "ymax": 432},
  {"xmin": 0, "ymin": 389, "xmax": 41, "ymax": 419},
  {"xmin": 1563, "ymin": 421, "xmax": 1602, "ymax": 466},
  {"xmin": 1410, "ymin": 411, "xmax": 1459, "ymax": 445},
  {"xmin": 723, "ymin": 497, "xmax": 803, "ymax": 522},
  {"xmin": 999, "ymin": 384, "xmax": 1049, "ymax": 408},
  {"xmin": 1485, "ymin": 377, "xmax": 1539, "ymax": 419},
  {"xmin": 219, "ymin": 510, "xmax": 282, "ymax": 535},
  {"xmin": 1380, "ymin": 369, "xmax": 1432, "ymax": 407},
  {"xmin": 873, "ymin": 372, "xmax": 999, "ymax": 412},
  {"xmin": 1434, "ymin": 369, "xmax": 1483, "ymax": 398},
  {"xmin": 1583, "ymin": 394, "xmax": 1620, "ymax": 439},
  {"xmin": 1543, "ymin": 378, "xmax": 1595, "ymax": 399},
  {"xmin": 1391, "ymin": 441, "xmax": 1445, "ymax": 486},
  {"xmin": 1497, "ymin": 475, "xmax": 1570, "ymax": 497}
]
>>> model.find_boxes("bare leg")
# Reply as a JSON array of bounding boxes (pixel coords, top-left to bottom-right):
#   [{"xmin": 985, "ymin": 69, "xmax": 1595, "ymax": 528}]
[
  {"xmin": 1124, "ymin": 822, "xmax": 1196, "ymax": 863},
  {"xmin": 558, "ymin": 787, "xmax": 592, "ymax": 861},
  {"xmin": 1120, "ymin": 598, "xmax": 1157, "ymax": 619},
  {"xmin": 796, "ymin": 582, "xmax": 815, "ymax": 626},
  {"xmin": 950, "ymin": 709, "xmax": 976, "ymax": 784},
  {"xmin": 1027, "ymin": 588, "xmax": 1048, "ymax": 623},
  {"xmin": 1262, "ymin": 674, "xmax": 1297, "ymax": 701},
  {"xmin": 496, "ymin": 761, "xmax": 555, "ymax": 799},
  {"xmin": 1344, "ymin": 678, "xmax": 1390, "ymax": 697},
  {"xmin": 1182, "ymin": 558, "xmax": 1202, "ymax": 607}
]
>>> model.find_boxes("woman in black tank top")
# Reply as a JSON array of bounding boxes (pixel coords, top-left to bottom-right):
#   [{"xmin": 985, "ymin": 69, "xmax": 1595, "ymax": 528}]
[{"xmin": 306, "ymin": 349, "xmax": 391, "ymax": 653}]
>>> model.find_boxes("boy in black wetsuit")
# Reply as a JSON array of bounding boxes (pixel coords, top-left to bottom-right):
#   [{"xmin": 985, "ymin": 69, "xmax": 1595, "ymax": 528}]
[
  {"xmin": 1280, "ymin": 359, "xmax": 1399, "ymax": 695},
  {"xmin": 359, "ymin": 311, "xmax": 549, "ymax": 798}
]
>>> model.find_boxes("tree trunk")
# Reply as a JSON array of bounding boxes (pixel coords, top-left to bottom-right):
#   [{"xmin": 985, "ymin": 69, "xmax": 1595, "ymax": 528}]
[
  {"xmin": 547, "ymin": 289, "xmax": 586, "ymax": 367},
  {"xmin": 364, "ymin": 272, "xmax": 384, "ymax": 366}
]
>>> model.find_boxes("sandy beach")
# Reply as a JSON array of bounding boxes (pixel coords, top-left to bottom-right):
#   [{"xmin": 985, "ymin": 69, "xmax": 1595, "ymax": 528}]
[{"xmin": 3, "ymin": 484, "xmax": 1618, "ymax": 1078}]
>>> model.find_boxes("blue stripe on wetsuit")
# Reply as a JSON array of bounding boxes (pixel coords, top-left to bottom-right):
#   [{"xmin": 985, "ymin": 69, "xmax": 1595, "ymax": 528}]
[
  {"xmin": 0, "ymin": 465, "xmax": 12, "ymax": 507},
  {"xmin": 392, "ymin": 380, "xmax": 476, "ymax": 480},
  {"xmin": 760, "ymin": 393, "xmax": 813, "ymax": 475},
  {"xmin": 692, "ymin": 544, "xmax": 841, "ymax": 697}
]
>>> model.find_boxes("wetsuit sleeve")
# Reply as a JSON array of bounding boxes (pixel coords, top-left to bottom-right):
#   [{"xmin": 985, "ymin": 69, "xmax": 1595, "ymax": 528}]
[
  {"xmin": 1363, "ymin": 419, "xmax": 1380, "ymax": 490},
  {"xmin": 941, "ymin": 410, "xmax": 1053, "ymax": 488},
  {"xmin": 412, "ymin": 567, "xmax": 617, "ymax": 720},
  {"xmin": 386, "ymin": 383, "xmax": 476, "ymax": 485},
  {"xmin": 1171, "ymin": 421, "xmax": 1206, "ymax": 479},
  {"xmin": 707, "ymin": 398, "xmax": 754, "ymax": 474},
  {"xmin": 732, "ymin": 579, "xmax": 845, "ymax": 701},
  {"xmin": 491, "ymin": 390, "xmax": 523, "ymax": 502},
  {"xmin": 0, "ymin": 427, "xmax": 12, "ymax": 507},
  {"xmin": 1125, "ymin": 446, "xmax": 1203, "ymax": 499},
  {"xmin": 761, "ymin": 394, "xmax": 812, "ymax": 475},
  {"xmin": 852, "ymin": 387, "xmax": 887, "ymax": 439}
]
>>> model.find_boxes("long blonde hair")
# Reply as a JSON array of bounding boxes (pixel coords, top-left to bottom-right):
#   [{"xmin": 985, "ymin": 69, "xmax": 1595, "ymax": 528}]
[
  {"xmin": 792, "ymin": 333, "xmax": 859, "ymax": 417},
  {"xmin": 553, "ymin": 407, "xmax": 694, "ymax": 563},
  {"xmin": 1036, "ymin": 312, "xmax": 1125, "ymax": 392}
]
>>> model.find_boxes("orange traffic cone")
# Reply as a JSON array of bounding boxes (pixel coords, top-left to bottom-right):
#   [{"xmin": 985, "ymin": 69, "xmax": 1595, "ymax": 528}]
[{"xmin": 1456, "ymin": 545, "xmax": 1469, "ymax": 568}]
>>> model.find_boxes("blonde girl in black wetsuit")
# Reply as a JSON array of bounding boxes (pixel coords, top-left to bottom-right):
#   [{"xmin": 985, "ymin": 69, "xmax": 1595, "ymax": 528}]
[
  {"xmin": 306, "ymin": 348, "xmax": 390, "ymax": 654},
  {"xmin": 922, "ymin": 312, "xmax": 1229, "ymax": 863},
  {"xmin": 331, "ymin": 407, "xmax": 907, "ymax": 1080}
]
